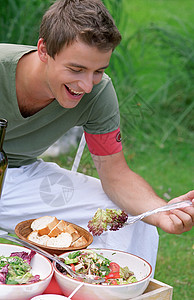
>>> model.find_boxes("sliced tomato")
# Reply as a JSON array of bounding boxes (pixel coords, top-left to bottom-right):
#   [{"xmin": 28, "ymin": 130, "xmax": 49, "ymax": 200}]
[
  {"xmin": 70, "ymin": 264, "xmax": 75, "ymax": 272},
  {"xmin": 105, "ymin": 272, "xmax": 120, "ymax": 280},
  {"xmin": 111, "ymin": 280, "xmax": 118, "ymax": 285},
  {"xmin": 109, "ymin": 262, "xmax": 120, "ymax": 273}
]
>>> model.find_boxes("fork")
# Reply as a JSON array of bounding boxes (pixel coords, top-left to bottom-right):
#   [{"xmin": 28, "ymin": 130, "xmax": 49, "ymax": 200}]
[
  {"xmin": 126, "ymin": 200, "xmax": 193, "ymax": 225},
  {"xmin": 0, "ymin": 230, "xmax": 105, "ymax": 284}
]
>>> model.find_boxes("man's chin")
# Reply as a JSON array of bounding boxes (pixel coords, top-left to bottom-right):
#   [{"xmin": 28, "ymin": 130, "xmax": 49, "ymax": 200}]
[{"xmin": 58, "ymin": 98, "xmax": 81, "ymax": 109}]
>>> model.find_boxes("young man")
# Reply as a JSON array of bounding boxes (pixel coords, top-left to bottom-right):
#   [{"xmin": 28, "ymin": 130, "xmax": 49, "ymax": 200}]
[{"xmin": 0, "ymin": 0, "xmax": 193, "ymax": 272}]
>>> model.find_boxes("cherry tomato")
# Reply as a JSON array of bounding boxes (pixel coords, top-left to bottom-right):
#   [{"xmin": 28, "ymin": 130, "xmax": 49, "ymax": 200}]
[
  {"xmin": 70, "ymin": 264, "xmax": 75, "ymax": 272},
  {"xmin": 105, "ymin": 272, "xmax": 120, "ymax": 279},
  {"xmin": 109, "ymin": 262, "xmax": 120, "ymax": 273}
]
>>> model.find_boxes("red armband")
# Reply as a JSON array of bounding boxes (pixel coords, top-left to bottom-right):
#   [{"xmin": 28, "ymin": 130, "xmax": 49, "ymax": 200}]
[{"xmin": 84, "ymin": 128, "xmax": 122, "ymax": 156}]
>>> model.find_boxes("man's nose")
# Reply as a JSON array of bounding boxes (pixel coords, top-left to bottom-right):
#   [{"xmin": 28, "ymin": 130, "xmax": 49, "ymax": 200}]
[{"xmin": 78, "ymin": 74, "xmax": 94, "ymax": 93}]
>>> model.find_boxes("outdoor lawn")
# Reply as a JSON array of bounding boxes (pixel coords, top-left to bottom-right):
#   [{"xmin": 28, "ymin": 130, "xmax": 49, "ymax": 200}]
[{"xmin": 1, "ymin": 0, "xmax": 193, "ymax": 299}]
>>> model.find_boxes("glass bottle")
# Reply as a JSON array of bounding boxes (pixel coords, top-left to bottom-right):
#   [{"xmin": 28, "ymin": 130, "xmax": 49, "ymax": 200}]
[{"xmin": 0, "ymin": 119, "xmax": 8, "ymax": 198}]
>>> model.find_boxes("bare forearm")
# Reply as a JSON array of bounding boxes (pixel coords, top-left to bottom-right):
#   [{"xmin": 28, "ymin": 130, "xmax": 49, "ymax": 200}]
[
  {"xmin": 102, "ymin": 168, "xmax": 166, "ymax": 225},
  {"xmin": 92, "ymin": 151, "xmax": 194, "ymax": 233},
  {"xmin": 103, "ymin": 170, "xmax": 163, "ymax": 211},
  {"xmin": 93, "ymin": 152, "xmax": 166, "ymax": 226}
]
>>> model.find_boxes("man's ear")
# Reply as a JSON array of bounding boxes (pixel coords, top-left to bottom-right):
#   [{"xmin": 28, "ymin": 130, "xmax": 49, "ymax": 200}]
[{"xmin": 37, "ymin": 38, "xmax": 49, "ymax": 63}]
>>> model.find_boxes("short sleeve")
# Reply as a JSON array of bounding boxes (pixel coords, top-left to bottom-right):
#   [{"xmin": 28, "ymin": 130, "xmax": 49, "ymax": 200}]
[
  {"xmin": 83, "ymin": 76, "xmax": 122, "ymax": 155},
  {"xmin": 84, "ymin": 127, "xmax": 122, "ymax": 156}
]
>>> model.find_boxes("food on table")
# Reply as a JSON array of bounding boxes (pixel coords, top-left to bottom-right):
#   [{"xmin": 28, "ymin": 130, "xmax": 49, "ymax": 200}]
[
  {"xmin": 27, "ymin": 231, "xmax": 51, "ymax": 246},
  {"xmin": 31, "ymin": 216, "xmax": 59, "ymax": 236},
  {"xmin": 71, "ymin": 236, "xmax": 88, "ymax": 247},
  {"xmin": 27, "ymin": 216, "xmax": 87, "ymax": 248},
  {"xmin": 46, "ymin": 232, "xmax": 73, "ymax": 248},
  {"xmin": 56, "ymin": 249, "xmax": 137, "ymax": 285},
  {"xmin": 0, "ymin": 250, "xmax": 40, "ymax": 285},
  {"xmin": 87, "ymin": 208, "xmax": 128, "ymax": 236}
]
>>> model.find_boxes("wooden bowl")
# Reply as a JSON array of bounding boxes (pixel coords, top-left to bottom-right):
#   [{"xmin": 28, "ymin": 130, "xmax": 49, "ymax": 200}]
[{"xmin": 15, "ymin": 219, "xmax": 93, "ymax": 255}]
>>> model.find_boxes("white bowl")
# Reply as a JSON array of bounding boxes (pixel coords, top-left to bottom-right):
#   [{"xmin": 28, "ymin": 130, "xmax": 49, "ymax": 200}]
[
  {"xmin": 0, "ymin": 243, "xmax": 53, "ymax": 300},
  {"xmin": 31, "ymin": 295, "xmax": 68, "ymax": 300},
  {"xmin": 54, "ymin": 248, "xmax": 152, "ymax": 300}
]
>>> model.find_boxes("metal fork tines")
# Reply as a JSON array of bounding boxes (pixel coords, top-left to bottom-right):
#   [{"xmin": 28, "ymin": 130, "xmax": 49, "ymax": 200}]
[
  {"xmin": 126, "ymin": 199, "xmax": 193, "ymax": 226},
  {"xmin": 53, "ymin": 254, "xmax": 105, "ymax": 284},
  {"xmin": 0, "ymin": 233, "xmax": 105, "ymax": 284}
]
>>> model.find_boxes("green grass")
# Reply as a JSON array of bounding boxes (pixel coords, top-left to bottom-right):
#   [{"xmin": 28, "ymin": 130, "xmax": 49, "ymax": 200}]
[
  {"xmin": 1, "ymin": 0, "xmax": 194, "ymax": 299},
  {"xmin": 0, "ymin": 0, "xmax": 51, "ymax": 45},
  {"xmin": 41, "ymin": 135, "xmax": 194, "ymax": 300},
  {"xmin": 42, "ymin": 135, "xmax": 194, "ymax": 300},
  {"xmin": 156, "ymin": 229, "xmax": 194, "ymax": 300},
  {"xmin": 104, "ymin": 0, "xmax": 194, "ymax": 151}
]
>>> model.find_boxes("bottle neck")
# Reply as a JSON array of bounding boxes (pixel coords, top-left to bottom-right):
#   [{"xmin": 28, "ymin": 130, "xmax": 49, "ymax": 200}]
[
  {"xmin": 0, "ymin": 128, "xmax": 6, "ymax": 150},
  {"xmin": 0, "ymin": 119, "xmax": 8, "ymax": 150}
]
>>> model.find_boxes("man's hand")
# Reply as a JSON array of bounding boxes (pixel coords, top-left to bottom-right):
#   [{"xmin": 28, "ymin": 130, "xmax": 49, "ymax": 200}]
[
  {"xmin": 154, "ymin": 190, "xmax": 194, "ymax": 234},
  {"xmin": 92, "ymin": 151, "xmax": 194, "ymax": 234}
]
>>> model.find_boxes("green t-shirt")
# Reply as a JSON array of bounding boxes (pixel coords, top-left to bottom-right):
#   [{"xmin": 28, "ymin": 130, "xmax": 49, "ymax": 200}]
[{"xmin": 0, "ymin": 44, "xmax": 120, "ymax": 167}]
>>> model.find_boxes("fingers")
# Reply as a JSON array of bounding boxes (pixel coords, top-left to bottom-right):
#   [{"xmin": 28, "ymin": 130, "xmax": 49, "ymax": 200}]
[
  {"xmin": 157, "ymin": 191, "xmax": 194, "ymax": 234},
  {"xmin": 168, "ymin": 193, "xmax": 194, "ymax": 206},
  {"xmin": 183, "ymin": 204, "xmax": 194, "ymax": 223},
  {"xmin": 169, "ymin": 208, "xmax": 194, "ymax": 233},
  {"xmin": 180, "ymin": 190, "xmax": 194, "ymax": 202},
  {"xmin": 185, "ymin": 190, "xmax": 194, "ymax": 200}
]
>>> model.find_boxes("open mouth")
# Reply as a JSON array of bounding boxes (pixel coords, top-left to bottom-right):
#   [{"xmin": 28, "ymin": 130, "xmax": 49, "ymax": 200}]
[{"xmin": 65, "ymin": 85, "xmax": 84, "ymax": 97}]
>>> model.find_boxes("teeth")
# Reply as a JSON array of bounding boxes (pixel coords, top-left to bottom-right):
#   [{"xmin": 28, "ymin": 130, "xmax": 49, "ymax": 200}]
[{"xmin": 68, "ymin": 86, "xmax": 84, "ymax": 95}]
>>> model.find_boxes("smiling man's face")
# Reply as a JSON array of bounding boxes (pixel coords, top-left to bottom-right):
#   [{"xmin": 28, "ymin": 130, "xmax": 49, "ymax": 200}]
[{"xmin": 39, "ymin": 39, "xmax": 112, "ymax": 109}]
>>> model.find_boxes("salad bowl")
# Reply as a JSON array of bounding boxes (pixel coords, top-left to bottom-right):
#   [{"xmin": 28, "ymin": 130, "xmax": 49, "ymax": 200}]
[
  {"xmin": 54, "ymin": 248, "xmax": 152, "ymax": 300},
  {"xmin": 0, "ymin": 243, "xmax": 53, "ymax": 300}
]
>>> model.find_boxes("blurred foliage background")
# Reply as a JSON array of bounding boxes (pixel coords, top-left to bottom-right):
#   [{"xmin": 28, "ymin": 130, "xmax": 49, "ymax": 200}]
[{"xmin": 0, "ymin": 0, "xmax": 193, "ymax": 299}]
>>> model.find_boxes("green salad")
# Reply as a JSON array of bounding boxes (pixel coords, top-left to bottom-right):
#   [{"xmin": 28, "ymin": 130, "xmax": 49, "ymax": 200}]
[
  {"xmin": 0, "ymin": 250, "xmax": 40, "ymax": 285},
  {"xmin": 57, "ymin": 249, "xmax": 137, "ymax": 285}
]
